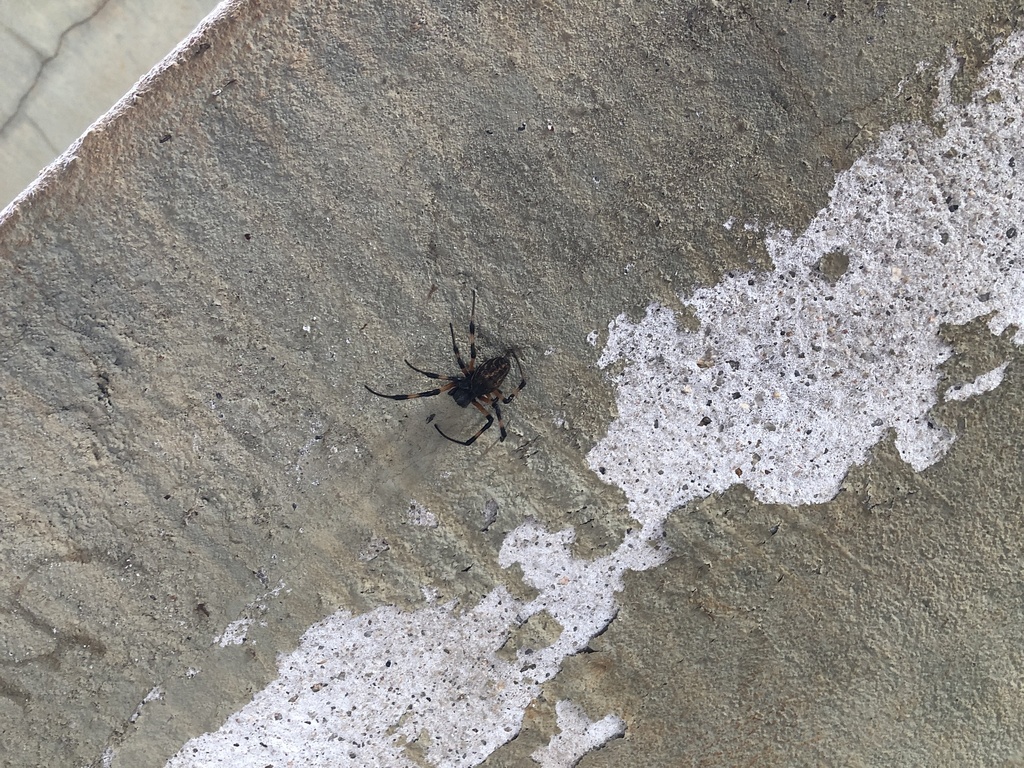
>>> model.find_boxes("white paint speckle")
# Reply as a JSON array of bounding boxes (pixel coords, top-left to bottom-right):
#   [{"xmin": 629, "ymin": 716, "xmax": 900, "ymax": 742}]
[
  {"xmin": 214, "ymin": 582, "xmax": 286, "ymax": 647},
  {"xmin": 945, "ymin": 362, "xmax": 1009, "ymax": 401},
  {"xmin": 214, "ymin": 618, "xmax": 252, "ymax": 647},
  {"xmin": 129, "ymin": 686, "xmax": 165, "ymax": 723},
  {"xmin": 358, "ymin": 538, "xmax": 390, "ymax": 562},
  {"xmin": 407, "ymin": 500, "xmax": 438, "ymax": 527}
]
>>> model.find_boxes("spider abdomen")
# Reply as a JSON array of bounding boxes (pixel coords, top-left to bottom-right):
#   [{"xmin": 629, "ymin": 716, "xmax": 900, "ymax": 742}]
[{"xmin": 450, "ymin": 356, "xmax": 510, "ymax": 407}]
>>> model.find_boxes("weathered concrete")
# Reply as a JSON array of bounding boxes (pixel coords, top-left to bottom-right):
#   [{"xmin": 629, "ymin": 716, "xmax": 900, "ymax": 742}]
[{"xmin": 1, "ymin": 1, "xmax": 1024, "ymax": 766}]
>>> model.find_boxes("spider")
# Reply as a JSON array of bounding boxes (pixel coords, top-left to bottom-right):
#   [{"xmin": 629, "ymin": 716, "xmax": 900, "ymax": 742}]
[{"xmin": 365, "ymin": 291, "xmax": 527, "ymax": 446}]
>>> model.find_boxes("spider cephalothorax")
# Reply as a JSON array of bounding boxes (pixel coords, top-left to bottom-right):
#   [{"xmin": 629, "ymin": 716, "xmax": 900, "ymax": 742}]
[{"xmin": 365, "ymin": 291, "xmax": 526, "ymax": 445}]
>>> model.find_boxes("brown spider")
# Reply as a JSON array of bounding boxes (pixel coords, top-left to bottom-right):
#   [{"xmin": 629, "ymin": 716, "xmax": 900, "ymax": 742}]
[{"xmin": 365, "ymin": 291, "xmax": 527, "ymax": 446}]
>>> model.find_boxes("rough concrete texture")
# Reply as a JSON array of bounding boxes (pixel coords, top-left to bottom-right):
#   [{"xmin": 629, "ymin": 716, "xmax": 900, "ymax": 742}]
[{"xmin": 2, "ymin": 1, "xmax": 1024, "ymax": 766}]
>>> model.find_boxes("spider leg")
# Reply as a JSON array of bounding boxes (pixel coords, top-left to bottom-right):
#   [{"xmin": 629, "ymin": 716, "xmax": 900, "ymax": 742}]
[
  {"xmin": 434, "ymin": 398, "xmax": 503, "ymax": 445},
  {"xmin": 365, "ymin": 381, "xmax": 455, "ymax": 401},
  {"xmin": 404, "ymin": 360, "xmax": 456, "ymax": 381},
  {"xmin": 501, "ymin": 353, "xmax": 527, "ymax": 404},
  {"xmin": 490, "ymin": 398, "xmax": 508, "ymax": 441},
  {"xmin": 449, "ymin": 323, "xmax": 471, "ymax": 376}
]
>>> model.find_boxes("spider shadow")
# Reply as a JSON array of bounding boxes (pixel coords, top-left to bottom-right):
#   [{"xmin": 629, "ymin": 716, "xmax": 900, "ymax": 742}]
[{"xmin": 366, "ymin": 400, "xmax": 500, "ymax": 495}]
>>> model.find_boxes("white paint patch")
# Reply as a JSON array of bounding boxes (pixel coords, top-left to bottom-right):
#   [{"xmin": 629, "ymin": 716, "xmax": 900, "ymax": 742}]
[
  {"xmin": 168, "ymin": 29, "xmax": 1024, "ymax": 768},
  {"xmin": 531, "ymin": 700, "xmax": 625, "ymax": 768},
  {"xmin": 945, "ymin": 362, "xmax": 1009, "ymax": 401},
  {"xmin": 589, "ymin": 36, "xmax": 1024, "ymax": 525},
  {"xmin": 407, "ymin": 500, "xmax": 439, "ymax": 527},
  {"xmin": 172, "ymin": 593, "xmax": 523, "ymax": 768},
  {"xmin": 168, "ymin": 524, "xmax": 665, "ymax": 767},
  {"xmin": 213, "ymin": 618, "xmax": 251, "ymax": 648}
]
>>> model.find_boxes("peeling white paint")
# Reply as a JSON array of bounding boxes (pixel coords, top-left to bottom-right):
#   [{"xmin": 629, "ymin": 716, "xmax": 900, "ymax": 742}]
[
  {"xmin": 945, "ymin": 362, "xmax": 1009, "ymax": 401},
  {"xmin": 213, "ymin": 618, "xmax": 251, "ymax": 648},
  {"xmin": 531, "ymin": 700, "xmax": 625, "ymax": 768},
  {"xmin": 590, "ymin": 37, "xmax": 1024, "ymax": 525},
  {"xmin": 172, "ymin": 592, "xmax": 525, "ymax": 768},
  {"xmin": 168, "ymin": 29, "xmax": 1024, "ymax": 768},
  {"xmin": 168, "ymin": 524, "xmax": 664, "ymax": 768}
]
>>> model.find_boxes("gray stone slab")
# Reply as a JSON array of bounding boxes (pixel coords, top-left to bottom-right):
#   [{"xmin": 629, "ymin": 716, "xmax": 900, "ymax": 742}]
[{"xmin": 1, "ymin": 1, "xmax": 1024, "ymax": 766}]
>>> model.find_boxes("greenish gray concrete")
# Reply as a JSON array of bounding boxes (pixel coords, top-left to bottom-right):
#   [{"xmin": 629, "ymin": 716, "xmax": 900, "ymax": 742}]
[{"xmin": 1, "ymin": 1, "xmax": 1023, "ymax": 766}]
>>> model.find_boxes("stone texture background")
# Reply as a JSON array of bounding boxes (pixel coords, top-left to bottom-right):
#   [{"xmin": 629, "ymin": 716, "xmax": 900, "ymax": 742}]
[
  {"xmin": 0, "ymin": 0, "xmax": 219, "ymax": 209},
  {"xmin": 1, "ymin": 1, "xmax": 1023, "ymax": 765}
]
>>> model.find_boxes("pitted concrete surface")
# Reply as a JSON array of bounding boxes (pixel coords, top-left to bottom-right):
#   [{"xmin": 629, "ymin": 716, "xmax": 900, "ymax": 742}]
[{"xmin": 2, "ymin": 1, "xmax": 1024, "ymax": 766}]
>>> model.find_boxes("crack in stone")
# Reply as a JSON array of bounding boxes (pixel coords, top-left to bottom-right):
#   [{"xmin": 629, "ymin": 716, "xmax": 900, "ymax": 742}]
[{"xmin": 0, "ymin": 0, "xmax": 115, "ymax": 140}]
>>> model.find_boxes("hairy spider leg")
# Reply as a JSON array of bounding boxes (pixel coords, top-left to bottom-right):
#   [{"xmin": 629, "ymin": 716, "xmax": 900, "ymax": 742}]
[
  {"xmin": 364, "ymin": 380, "xmax": 456, "ymax": 400},
  {"xmin": 448, "ymin": 290, "xmax": 478, "ymax": 376},
  {"xmin": 434, "ymin": 396, "xmax": 507, "ymax": 446},
  {"xmin": 449, "ymin": 323, "xmax": 470, "ymax": 376},
  {"xmin": 404, "ymin": 360, "xmax": 456, "ymax": 380},
  {"xmin": 489, "ymin": 398, "xmax": 508, "ymax": 440},
  {"xmin": 501, "ymin": 353, "xmax": 527, "ymax": 404}
]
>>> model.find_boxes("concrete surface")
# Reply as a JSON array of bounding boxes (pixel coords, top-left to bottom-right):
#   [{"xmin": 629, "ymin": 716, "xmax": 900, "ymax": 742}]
[
  {"xmin": 0, "ymin": 0, "xmax": 220, "ymax": 209},
  {"xmin": 2, "ymin": 0, "xmax": 1024, "ymax": 766}
]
